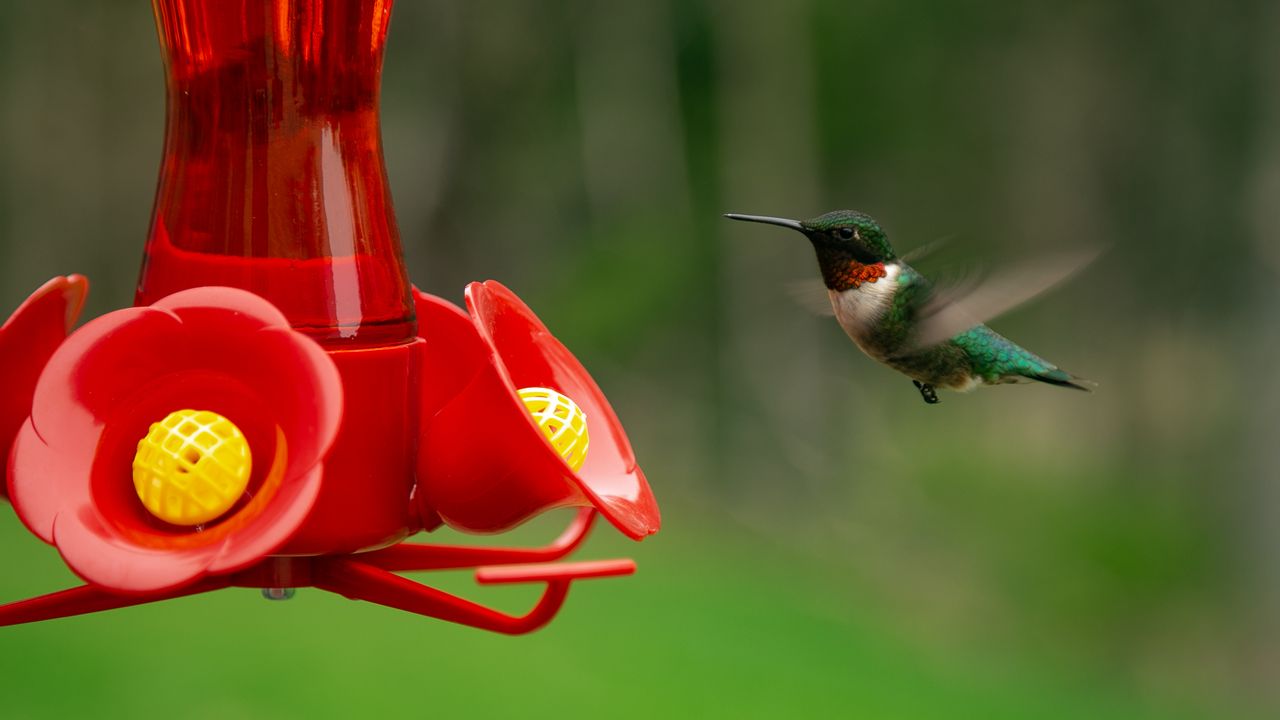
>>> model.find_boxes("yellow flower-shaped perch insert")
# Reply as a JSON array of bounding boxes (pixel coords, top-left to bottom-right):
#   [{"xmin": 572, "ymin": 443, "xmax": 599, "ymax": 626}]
[
  {"xmin": 133, "ymin": 409, "xmax": 252, "ymax": 526},
  {"xmin": 518, "ymin": 387, "xmax": 589, "ymax": 472}
]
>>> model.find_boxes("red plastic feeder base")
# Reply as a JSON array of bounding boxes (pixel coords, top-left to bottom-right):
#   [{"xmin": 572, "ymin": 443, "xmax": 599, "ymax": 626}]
[{"xmin": 0, "ymin": 510, "xmax": 632, "ymax": 635}]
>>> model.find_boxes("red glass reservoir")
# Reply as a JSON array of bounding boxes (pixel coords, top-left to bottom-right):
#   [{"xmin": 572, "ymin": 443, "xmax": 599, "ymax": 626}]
[{"xmin": 138, "ymin": 0, "xmax": 414, "ymax": 347}]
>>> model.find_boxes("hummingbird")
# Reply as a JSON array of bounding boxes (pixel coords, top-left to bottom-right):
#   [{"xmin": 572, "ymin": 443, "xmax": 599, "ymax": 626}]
[{"xmin": 725, "ymin": 210, "xmax": 1093, "ymax": 404}]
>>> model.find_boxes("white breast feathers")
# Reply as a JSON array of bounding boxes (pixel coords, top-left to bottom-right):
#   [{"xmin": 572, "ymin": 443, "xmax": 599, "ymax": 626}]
[{"xmin": 828, "ymin": 262, "xmax": 900, "ymax": 341}]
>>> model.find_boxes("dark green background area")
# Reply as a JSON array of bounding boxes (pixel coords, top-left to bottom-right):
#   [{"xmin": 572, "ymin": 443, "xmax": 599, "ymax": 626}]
[{"xmin": 1, "ymin": 1, "xmax": 1277, "ymax": 717}]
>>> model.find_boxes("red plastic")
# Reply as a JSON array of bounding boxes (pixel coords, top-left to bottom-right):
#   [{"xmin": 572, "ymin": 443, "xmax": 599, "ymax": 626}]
[
  {"xmin": 279, "ymin": 339, "xmax": 423, "ymax": 555},
  {"xmin": 0, "ymin": 0, "xmax": 660, "ymax": 633},
  {"xmin": 415, "ymin": 283, "xmax": 661, "ymax": 539},
  {"xmin": 362, "ymin": 507, "xmax": 596, "ymax": 572},
  {"xmin": 138, "ymin": 0, "xmax": 414, "ymax": 347},
  {"xmin": 0, "ymin": 276, "xmax": 87, "ymax": 499},
  {"xmin": 8, "ymin": 287, "xmax": 343, "ymax": 593},
  {"xmin": 0, "ymin": 280, "xmax": 657, "ymax": 621},
  {"xmin": 0, "ymin": 507, "xmax": 627, "ymax": 634},
  {"xmin": 475, "ymin": 559, "xmax": 635, "ymax": 585}
]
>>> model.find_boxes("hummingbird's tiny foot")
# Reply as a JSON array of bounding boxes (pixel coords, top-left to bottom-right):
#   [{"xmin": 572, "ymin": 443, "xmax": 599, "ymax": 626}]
[{"xmin": 913, "ymin": 380, "xmax": 939, "ymax": 404}]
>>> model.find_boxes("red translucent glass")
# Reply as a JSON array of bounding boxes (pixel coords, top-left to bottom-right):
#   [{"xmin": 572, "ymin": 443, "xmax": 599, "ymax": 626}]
[{"xmin": 137, "ymin": 0, "xmax": 415, "ymax": 347}]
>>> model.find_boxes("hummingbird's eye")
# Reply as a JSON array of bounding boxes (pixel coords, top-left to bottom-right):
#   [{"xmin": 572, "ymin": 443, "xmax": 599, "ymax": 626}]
[{"xmin": 838, "ymin": 227, "xmax": 855, "ymax": 240}]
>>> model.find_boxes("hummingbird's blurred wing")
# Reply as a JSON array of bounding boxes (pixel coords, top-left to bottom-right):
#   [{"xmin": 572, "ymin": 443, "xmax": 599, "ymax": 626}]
[
  {"xmin": 899, "ymin": 235, "xmax": 955, "ymax": 263},
  {"xmin": 902, "ymin": 245, "xmax": 1104, "ymax": 352},
  {"xmin": 785, "ymin": 279, "xmax": 835, "ymax": 316}
]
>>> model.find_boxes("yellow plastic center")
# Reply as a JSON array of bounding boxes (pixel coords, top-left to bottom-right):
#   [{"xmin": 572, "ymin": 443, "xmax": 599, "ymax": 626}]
[
  {"xmin": 518, "ymin": 387, "xmax": 590, "ymax": 472},
  {"xmin": 132, "ymin": 409, "xmax": 253, "ymax": 526}
]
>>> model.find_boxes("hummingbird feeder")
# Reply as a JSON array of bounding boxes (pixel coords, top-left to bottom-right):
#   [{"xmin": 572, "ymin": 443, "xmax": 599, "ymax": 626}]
[{"xmin": 0, "ymin": 0, "xmax": 660, "ymax": 634}]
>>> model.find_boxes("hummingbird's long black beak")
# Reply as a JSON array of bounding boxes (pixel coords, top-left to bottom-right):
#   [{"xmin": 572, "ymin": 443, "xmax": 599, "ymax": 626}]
[{"xmin": 724, "ymin": 213, "xmax": 805, "ymax": 233}]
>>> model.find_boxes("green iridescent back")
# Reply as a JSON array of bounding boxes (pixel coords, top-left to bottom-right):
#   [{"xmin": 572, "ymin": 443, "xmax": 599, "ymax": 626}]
[{"xmin": 951, "ymin": 325, "xmax": 1067, "ymax": 384}]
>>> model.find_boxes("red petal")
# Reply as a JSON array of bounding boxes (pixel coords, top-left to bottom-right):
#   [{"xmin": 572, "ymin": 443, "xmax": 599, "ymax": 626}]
[{"xmin": 0, "ymin": 276, "xmax": 88, "ymax": 500}]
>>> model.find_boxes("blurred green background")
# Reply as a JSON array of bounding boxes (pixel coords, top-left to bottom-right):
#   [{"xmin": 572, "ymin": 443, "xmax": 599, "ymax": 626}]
[{"xmin": 2, "ymin": 1, "xmax": 1278, "ymax": 717}]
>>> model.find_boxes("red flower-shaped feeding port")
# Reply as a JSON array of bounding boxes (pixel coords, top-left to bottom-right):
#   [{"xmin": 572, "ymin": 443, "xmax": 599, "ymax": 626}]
[
  {"xmin": 8, "ymin": 287, "xmax": 342, "ymax": 594},
  {"xmin": 416, "ymin": 282, "xmax": 660, "ymax": 539}
]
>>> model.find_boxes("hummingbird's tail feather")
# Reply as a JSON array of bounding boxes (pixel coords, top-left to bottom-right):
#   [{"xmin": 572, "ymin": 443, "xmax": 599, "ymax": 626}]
[{"xmin": 1029, "ymin": 367, "xmax": 1096, "ymax": 392}]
